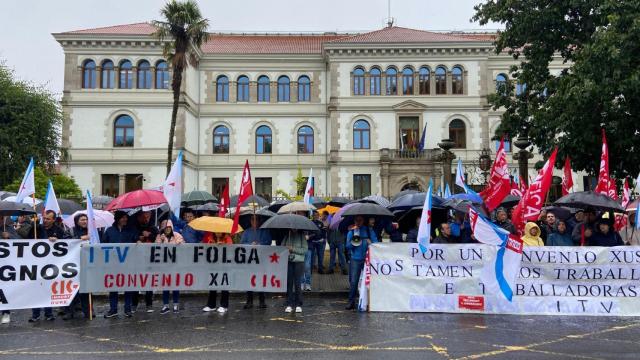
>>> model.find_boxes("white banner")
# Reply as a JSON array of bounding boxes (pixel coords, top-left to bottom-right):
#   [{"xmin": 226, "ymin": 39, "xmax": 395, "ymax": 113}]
[
  {"xmin": 80, "ymin": 244, "xmax": 288, "ymax": 292},
  {"xmin": 0, "ymin": 239, "xmax": 82, "ymax": 310},
  {"xmin": 369, "ymin": 243, "xmax": 640, "ymax": 316}
]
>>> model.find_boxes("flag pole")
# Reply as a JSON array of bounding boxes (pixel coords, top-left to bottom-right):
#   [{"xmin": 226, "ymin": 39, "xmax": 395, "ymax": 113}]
[
  {"xmin": 89, "ymin": 293, "xmax": 93, "ymax": 320},
  {"xmin": 32, "ymin": 193, "xmax": 37, "ymax": 240}
]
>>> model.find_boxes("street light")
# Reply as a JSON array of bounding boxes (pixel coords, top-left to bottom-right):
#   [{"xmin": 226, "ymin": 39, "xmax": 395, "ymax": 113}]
[
  {"xmin": 437, "ymin": 139, "xmax": 456, "ymax": 190},
  {"xmin": 513, "ymin": 135, "xmax": 534, "ymax": 186},
  {"xmin": 478, "ymin": 148, "xmax": 492, "ymax": 184}
]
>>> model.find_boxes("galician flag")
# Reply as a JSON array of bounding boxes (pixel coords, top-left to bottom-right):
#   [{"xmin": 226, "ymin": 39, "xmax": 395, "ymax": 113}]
[
  {"xmin": 444, "ymin": 183, "xmax": 452, "ymax": 199},
  {"xmin": 15, "ymin": 158, "xmax": 35, "ymax": 204},
  {"xmin": 303, "ymin": 169, "xmax": 314, "ymax": 205},
  {"xmin": 455, "ymin": 159, "xmax": 483, "ymax": 203},
  {"xmin": 469, "ymin": 207, "xmax": 523, "ymax": 301},
  {"xmin": 43, "ymin": 180, "xmax": 60, "ymax": 216},
  {"xmin": 416, "ymin": 178, "xmax": 433, "ymax": 254},
  {"xmin": 86, "ymin": 190, "xmax": 101, "ymax": 244},
  {"xmin": 163, "ymin": 151, "xmax": 183, "ymax": 220}
]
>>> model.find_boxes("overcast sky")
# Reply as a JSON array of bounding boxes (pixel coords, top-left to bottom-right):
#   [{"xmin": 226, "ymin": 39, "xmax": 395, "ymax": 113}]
[{"xmin": 0, "ymin": 0, "xmax": 499, "ymax": 96}]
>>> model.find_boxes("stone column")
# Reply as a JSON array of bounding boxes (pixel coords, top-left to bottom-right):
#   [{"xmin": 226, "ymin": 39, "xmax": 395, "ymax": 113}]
[
  {"xmin": 379, "ymin": 148, "xmax": 391, "ymax": 197},
  {"xmin": 291, "ymin": 82, "xmax": 298, "ymax": 103},
  {"xmin": 446, "ymin": 71, "xmax": 453, "ymax": 95},
  {"xmin": 96, "ymin": 66, "xmax": 102, "ymax": 89},
  {"xmin": 270, "ymin": 82, "xmax": 277, "ymax": 103},
  {"xmin": 118, "ymin": 174, "xmax": 126, "ymax": 195},
  {"xmin": 430, "ymin": 70, "xmax": 436, "ymax": 95},
  {"xmin": 229, "ymin": 81, "xmax": 237, "ymax": 102},
  {"xmin": 364, "ymin": 72, "xmax": 370, "ymax": 96},
  {"xmin": 438, "ymin": 139, "xmax": 456, "ymax": 190},
  {"xmin": 249, "ymin": 81, "xmax": 257, "ymax": 103}
]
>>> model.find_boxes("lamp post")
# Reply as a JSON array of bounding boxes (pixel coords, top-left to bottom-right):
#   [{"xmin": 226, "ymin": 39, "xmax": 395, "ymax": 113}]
[
  {"xmin": 437, "ymin": 139, "xmax": 456, "ymax": 190},
  {"xmin": 478, "ymin": 148, "xmax": 492, "ymax": 184},
  {"xmin": 513, "ymin": 135, "xmax": 534, "ymax": 186}
]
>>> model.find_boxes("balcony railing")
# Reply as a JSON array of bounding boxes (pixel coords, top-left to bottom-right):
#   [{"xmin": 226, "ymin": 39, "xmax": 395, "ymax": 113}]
[{"xmin": 380, "ymin": 148, "xmax": 439, "ymax": 161}]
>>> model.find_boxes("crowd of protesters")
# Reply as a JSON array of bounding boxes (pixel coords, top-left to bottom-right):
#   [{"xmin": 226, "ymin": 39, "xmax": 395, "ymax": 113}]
[{"xmin": 1, "ymin": 198, "xmax": 639, "ymax": 325}]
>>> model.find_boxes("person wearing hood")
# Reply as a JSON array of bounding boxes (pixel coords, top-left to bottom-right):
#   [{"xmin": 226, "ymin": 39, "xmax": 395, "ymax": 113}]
[
  {"xmin": 181, "ymin": 210, "xmax": 202, "ymax": 243},
  {"xmin": 156, "ymin": 220, "xmax": 183, "ymax": 314},
  {"xmin": 493, "ymin": 208, "xmax": 517, "ymax": 235},
  {"xmin": 588, "ymin": 213, "xmax": 623, "ymax": 247},
  {"xmin": 547, "ymin": 220, "xmax": 575, "ymax": 246},
  {"xmin": 521, "ymin": 222, "xmax": 544, "ymax": 247}
]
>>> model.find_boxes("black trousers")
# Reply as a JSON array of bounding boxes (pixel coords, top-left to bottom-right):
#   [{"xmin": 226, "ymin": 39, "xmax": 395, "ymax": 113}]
[
  {"xmin": 207, "ymin": 291, "xmax": 229, "ymax": 308},
  {"xmin": 132, "ymin": 291, "xmax": 153, "ymax": 308},
  {"xmin": 246, "ymin": 291, "xmax": 266, "ymax": 304}
]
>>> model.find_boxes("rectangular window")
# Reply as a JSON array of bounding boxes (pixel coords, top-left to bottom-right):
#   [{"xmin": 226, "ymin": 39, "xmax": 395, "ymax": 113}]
[
  {"xmin": 125, "ymin": 174, "xmax": 143, "ymax": 192},
  {"xmin": 101, "ymin": 174, "xmax": 119, "ymax": 197},
  {"xmin": 211, "ymin": 178, "xmax": 229, "ymax": 200},
  {"xmin": 216, "ymin": 83, "xmax": 229, "ymax": 102},
  {"xmin": 237, "ymin": 83, "xmax": 249, "ymax": 101},
  {"xmin": 258, "ymin": 83, "xmax": 270, "ymax": 102},
  {"xmin": 353, "ymin": 175, "xmax": 371, "ymax": 199},
  {"xmin": 386, "ymin": 75, "xmax": 397, "ymax": 95},
  {"xmin": 399, "ymin": 117, "xmax": 419, "ymax": 152},
  {"xmin": 278, "ymin": 84, "xmax": 290, "ymax": 102},
  {"xmin": 298, "ymin": 83, "xmax": 310, "ymax": 101},
  {"xmin": 495, "ymin": 140, "xmax": 512, "ymax": 152},
  {"xmin": 255, "ymin": 177, "xmax": 272, "ymax": 202}
]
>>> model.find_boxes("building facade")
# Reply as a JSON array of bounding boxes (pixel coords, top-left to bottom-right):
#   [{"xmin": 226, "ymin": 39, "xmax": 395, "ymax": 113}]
[{"xmin": 54, "ymin": 23, "xmax": 584, "ymax": 200}]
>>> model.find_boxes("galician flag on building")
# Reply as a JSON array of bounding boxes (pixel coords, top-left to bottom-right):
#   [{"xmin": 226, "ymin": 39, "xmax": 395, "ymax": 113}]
[
  {"xmin": 303, "ymin": 169, "xmax": 314, "ymax": 205},
  {"xmin": 163, "ymin": 151, "xmax": 183, "ymax": 220},
  {"xmin": 86, "ymin": 190, "xmax": 101, "ymax": 244},
  {"xmin": 469, "ymin": 207, "xmax": 523, "ymax": 302},
  {"xmin": 416, "ymin": 178, "xmax": 433, "ymax": 254},
  {"xmin": 42, "ymin": 180, "xmax": 60, "ymax": 217},
  {"xmin": 15, "ymin": 157, "xmax": 35, "ymax": 204}
]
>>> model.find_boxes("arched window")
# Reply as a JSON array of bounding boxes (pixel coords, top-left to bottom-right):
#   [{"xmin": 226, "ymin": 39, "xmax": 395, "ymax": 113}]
[
  {"xmin": 452, "ymin": 66, "xmax": 463, "ymax": 95},
  {"xmin": 100, "ymin": 60, "xmax": 115, "ymax": 89},
  {"xmin": 496, "ymin": 73, "xmax": 508, "ymax": 94},
  {"xmin": 277, "ymin": 76, "xmax": 290, "ymax": 102},
  {"xmin": 257, "ymin": 76, "xmax": 270, "ymax": 102},
  {"xmin": 435, "ymin": 66, "xmax": 447, "ymax": 94},
  {"xmin": 353, "ymin": 120, "xmax": 370, "ymax": 149},
  {"xmin": 119, "ymin": 60, "xmax": 133, "ymax": 89},
  {"xmin": 82, "ymin": 60, "xmax": 96, "ymax": 89},
  {"xmin": 370, "ymin": 68, "xmax": 381, "ymax": 95},
  {"xmin": 113, "ymin": 115, "xmax": 134, "ymax": 147},
  {"xmin": 402, "ymin": 67, "xmax": 414, "ymax": 95},
  {"xmin": 449, "ymin": 119, "xmax": 466, "ymax": 148},
  {"xmin": 353, "ymin": 67, "xmax": 365, "ymax": 95},
  {"xmin": 137, "ymin": 60, "xmax": 152, "ymax": 89},
  {"xmin": 255, "ymin": 125, "xmax": 273, "ymax": 154},
  {"xmin": 213, "ymin": 125, "xmax": 230, "ymax": 153},
  {"xmin": 298, "ymin": 76, "xmax": 310, "ymax": 102},
  {"xmin": 297, "ymin": 126, "xmax": 314, "ymax": 154},
  {"xmin": 155, "ymin": 61, "xmax": 170, "ymax": 89},
  {"xmin": 418, "ymin": 66, "xmax": 430, "ymax": 95},
  {"xmin": 216, "ymin": 75, "xmax": 229, "ymax": 102},
  {"xmin": 386, "ymin": 67, "xmax": 398, "ymax": 95},
  {"xmin": 237, "ymin": 76, "xmax": 250, "ymax": 102}
]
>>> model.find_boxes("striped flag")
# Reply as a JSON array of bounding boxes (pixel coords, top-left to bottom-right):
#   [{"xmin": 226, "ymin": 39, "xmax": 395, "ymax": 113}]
[
  {"xmin": 86, "ymin": 190, "xmax": 101, "ymax": 244},
  {"xmin": 303, "ymin": 169, "xmax": 314, "ymax": 205},
  {"xmin": 163, "ymin": 151, "xmax": 183, "ymax": 220},
  {"xmin": 42, "ymin": 180, "xmax": 60, "ymax": 218},
  {"xmin": 416, "ymin": 179, "xmax": 433, "ymax": 254},
  {"xmin": 15, "ymin": 158, "xmax": 35, "ymax": 204}
]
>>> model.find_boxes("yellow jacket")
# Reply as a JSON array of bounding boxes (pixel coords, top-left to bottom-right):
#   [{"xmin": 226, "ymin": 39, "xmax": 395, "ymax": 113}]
[{"xmin": 521, "ymin": 222, "xmax": 544, "ymax": 246}]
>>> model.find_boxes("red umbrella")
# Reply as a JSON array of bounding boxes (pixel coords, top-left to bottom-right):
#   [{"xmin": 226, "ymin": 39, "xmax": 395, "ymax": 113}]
[{"xmin": 105, "ymin": 190, "xmax": 167, "ymax": 211}]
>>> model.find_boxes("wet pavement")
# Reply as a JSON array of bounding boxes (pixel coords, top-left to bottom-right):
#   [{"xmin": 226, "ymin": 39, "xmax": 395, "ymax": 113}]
[{"xmin": 1, "ymin": 293, "xmax": 640, "ymax": 359}]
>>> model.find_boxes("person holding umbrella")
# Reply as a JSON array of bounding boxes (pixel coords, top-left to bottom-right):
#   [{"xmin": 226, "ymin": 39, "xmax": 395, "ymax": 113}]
[
  {"xmin": 155, "ymin": 220, "xmax": 184, "ymax": 314},
  {"xmin": 345, "ymin": 215, "xmax": 378, "ymax": 310},
  {"xmin": 241, "ymin": 215, "xmax": 271, "ymax": 309},
  {"xmin": 588, "ymin": 213, "xmax": 623, "ymax": 247},
  {"xmin": 571, "ymin": 208, "xmax": 598, "ymax": 246},
  {"xmin": 203, "ymin": 232, "xmax": 234, "ymax": 314},
  {"xmin": 283, "ymin": 229, "xmax": 308, "ymax": 313}
]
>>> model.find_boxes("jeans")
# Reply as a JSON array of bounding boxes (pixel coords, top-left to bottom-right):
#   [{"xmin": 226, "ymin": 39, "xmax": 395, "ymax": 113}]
[
  {"xmin": 32, "ymin": 307, "xmax": 53, "ymax": 319},
  {"xmin": 132, "ymin": 291, "xmax": 153, "ymax": 308},
  {"xmin": 302, "ymin": 249, "xmax": 313, "ymax": 286},
  {"xmin": 109, "ymin": 292, "xmax": 134, "ymax": 313},
  {"xmin": 162, "ymin": 291, "xmax": 179, "ymax": 305},
  {"xmin": 287, "ymin": 261, "xmax": 304, "ymax": 307},
  {"xmin": 246, "ymin": 291, "xmax": 265, "ymax": 305},
  {"xmin": 312, "ymin": 240, "xmax": 326, "ymax": 272},
  {"xmin": 207, "ymin": 291, "xmax": 229, "ymax": 308},
  {"xmin": 329, "ymin": 242, "xmax": 346, "ymax": 270},
  {"xmin": 348, "ymin": 259, "xmax": 365, "ymax": 304}
]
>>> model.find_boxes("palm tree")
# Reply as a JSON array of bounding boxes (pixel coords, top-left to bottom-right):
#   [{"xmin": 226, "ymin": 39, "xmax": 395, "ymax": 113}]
[{"xmin": 153, "ymin": 0, "xmax": 209, "ymax": 174}]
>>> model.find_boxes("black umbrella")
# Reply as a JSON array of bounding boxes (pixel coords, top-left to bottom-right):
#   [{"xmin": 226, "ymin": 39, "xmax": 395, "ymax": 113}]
[
  {"xmin": 357, "ymin": 195, "xmax": 391, "ymax": 207},
  {"xmin": 0, "ymin": 201, "xmax": 37, "ymax": 216},
  {"xmin": 260, "ymin": 214, "xmax": 319, "ymax": 232},
  {"xmin": 442, "ymin": 198, "xmax": 474, "ymax": 213},
  {"xmin": 36, "ymin": 199, "xmax": 83, "ymax": 215},
  {"xmin": 312, "ymin": 199, "xmax": 327, "ymax": 209},
  {"xmin": 0, "ymin": 191, "xmax": 16, "ymax": 200},
  {"xmin": 267, "ymin": 199, "xmax": 291, "ymax": 213},
  {"xmin": 239, "ymin": 208, "xmax": 277, "ymax": 229},
  {"xmin": 499, "ymin": 194, "xmax": 521, "ymax": 209},
  {"xmin": 327, "ymin": 196, "xmax": 350, "ymax": 207},
  {"xmin": 90, "ymin": 195, "xmax": 114, "ymax": 209},
  {"xmin": 338, "ymin": 202, "xmax": 394, "ymax": 233},
  {"xmin": 553, "ymin": 191, "xmax": 625, "ymax": 212},
  {"xmin": 230, "ymin": 194, "xmax": 269, "ymax": 208},
  {"xmin": 388, "ymin": 192, "xmax": 445, "ymax": 212},
  {"xmin": 181, "ymin": 191, "xmax": 217, "ymax": 206},
  {"xmin": 396, "ymin": 206, "xmax": 448, "ymax": 234},
  {"xmin": 391, "ymin": 190, "xmax": 419, "ymax": 202},
  {"xmin": 543, "ymin": 206, "xmax": 573, "ymax": 221},
  {"xmin": 189, "ymin": 203, "xmax": 219, "ymax": 213}
]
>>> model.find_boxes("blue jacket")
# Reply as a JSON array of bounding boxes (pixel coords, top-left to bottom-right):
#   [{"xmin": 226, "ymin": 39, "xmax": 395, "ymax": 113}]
[
  {"xmin": 240, "ymin": 228, "xmax": 272, "ymax": 245},
  {"xmin": 547, "ymin": 231, "xmax": 575, "ymax": 246},
  {"xmin": 102, "ymin": 225, "xmax": 137, "ymax": 244},
  {"xmin": 181, "ymin": 225, "xmax": 203, "ymax": 244},
  {"xmin": 346, "ymin": 226, "xmax": 378, "ymax": 261}
]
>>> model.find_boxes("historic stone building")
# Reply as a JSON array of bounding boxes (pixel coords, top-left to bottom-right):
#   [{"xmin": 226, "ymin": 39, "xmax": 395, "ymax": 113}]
[{"xmin": 54, "ymin": 23, "xmax": 581, "ymax": 200}]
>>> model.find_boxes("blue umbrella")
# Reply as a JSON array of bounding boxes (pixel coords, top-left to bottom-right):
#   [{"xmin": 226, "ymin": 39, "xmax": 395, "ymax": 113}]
[
  {"xmin": 449, "ymin": 192, "xmax": 484, "ymax": 204},
  {"xmin": 388, "ymin": 192, "xmax": 444, "ymax": 212}
]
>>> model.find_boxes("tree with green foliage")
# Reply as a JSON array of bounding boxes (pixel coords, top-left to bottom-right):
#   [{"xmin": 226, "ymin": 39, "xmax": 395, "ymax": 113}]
[
  {"xmin": 0, "ymin": 63, "xmax": 61, "ymax": 188},
  {"xmin": 294, "ymin": 168, "xmax": 306, "ymax": 196},
  {"xmin": 5, "ymin": 167, "xmax": 81, "ymax": 200},
  {"xmin": 473, "ymin": 0, "xmax": 640, "ymax": 180},
  {"xmin": 153, "ymin": 0, "xmax": 209, "ymax": 175}
]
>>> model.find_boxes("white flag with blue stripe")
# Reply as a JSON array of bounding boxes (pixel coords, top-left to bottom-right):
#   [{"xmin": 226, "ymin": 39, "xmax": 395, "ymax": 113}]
[
  {"xmin": 416, "ymin": 179, "xmax": 433, "ymax": 254},
  {"xmin": 15, "ymin": 158, "xmax": 35, "ymax": 203},
  {"xmin": 163, "ymin": 151, "xmax": 183, "ymax": 220},
  {"xmin": 86, "ymin": 190, "xmax": 101, "ymax": 244},
  {"xmin": 469, "ymin": 207, "xmax": 523, "ymax": 301},
  {"xmin": 444, "ymin": 183, "xmax": 452, "ymax": 199},
  {"xmin": 43, "ymin": 180, "xmax": 60, "ymax": 216}
]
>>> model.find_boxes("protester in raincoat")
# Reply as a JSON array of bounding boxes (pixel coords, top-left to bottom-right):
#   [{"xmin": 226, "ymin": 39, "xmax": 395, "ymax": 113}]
[
  {"xmin": 546, "ymin": 220, "xmax": 574, "ymax": 246},
  {"xmin": 521, "ymin": 222, "xmax": 544, "ymax": 247},
  {"xmin": 156, "ymin": 220, "xmax": 183, "ymax": 314}
]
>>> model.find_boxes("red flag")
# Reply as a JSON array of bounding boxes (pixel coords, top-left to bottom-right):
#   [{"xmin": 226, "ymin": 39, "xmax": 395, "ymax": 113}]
[
  {"xmin": 561, "ymin": 157, "xmax": 574, "ymax": 196},
  {"xmin": 594, "ymin": 129, "xmax": 610, "ymax": 195},
  {"xmin": 510, "ymin": 174, "xmax": 523, "ymax": 197},
  {"xmin": 480, "ymin": 138, "xmax": 511, "ymax": 211},
  {"xmin": 615, "ymin": 178, "xmax": 630, "ymax": 231},
  {"xmin": 608, "ymin": 178, "xmax": 618, "ymax": 200},
  {"xmin": 231, "ymin": 160, "xmax": 253, "ymax": 234},
  {"xmin": 218, "ymin": 182, "xmax": 230, "ymax": 218},
  {"xmin": 511, "ymin": 148, "xmax": 558, "ymax": 233}
]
